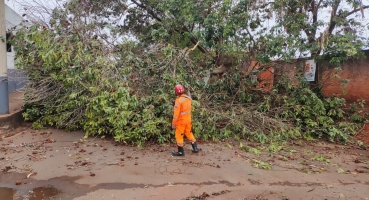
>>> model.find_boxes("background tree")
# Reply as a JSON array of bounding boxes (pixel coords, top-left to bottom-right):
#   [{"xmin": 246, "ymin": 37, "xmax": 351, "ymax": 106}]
[
  {"xmin": 11, "ymin": 0, "xmax": 369, "ymax": 64},
  {"xmin": 252, "ymin": 0, "xmax": 369, "ymax": 63}
]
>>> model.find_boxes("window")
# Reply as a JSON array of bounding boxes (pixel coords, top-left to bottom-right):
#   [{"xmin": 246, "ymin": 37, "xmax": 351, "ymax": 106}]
[{"xmin": 6, "ymin": 33, "xmax": 11, "ymax": 52}]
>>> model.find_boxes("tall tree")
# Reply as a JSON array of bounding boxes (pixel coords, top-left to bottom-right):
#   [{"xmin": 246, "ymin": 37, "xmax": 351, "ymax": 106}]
[{"xmin": 251, "ymin": 0, "xmax": 369, "ymax": 63}]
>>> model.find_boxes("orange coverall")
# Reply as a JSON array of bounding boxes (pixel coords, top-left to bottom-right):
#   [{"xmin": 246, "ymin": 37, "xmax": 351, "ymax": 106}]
[{"xmin": 172, "ymin": 94, "xmax": 196, "ymax": 147}]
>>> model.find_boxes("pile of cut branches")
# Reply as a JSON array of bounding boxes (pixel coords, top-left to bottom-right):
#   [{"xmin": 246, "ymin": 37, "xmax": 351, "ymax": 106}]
[{"xmin": 9, "ymin": 0, "xmax": 361, "ymax": 145}]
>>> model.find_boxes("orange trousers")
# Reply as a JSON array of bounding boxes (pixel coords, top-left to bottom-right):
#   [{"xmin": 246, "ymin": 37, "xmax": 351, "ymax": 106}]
[{"xmin": 175, "ymin": 123, "xmax": 196, "ymax": 147}]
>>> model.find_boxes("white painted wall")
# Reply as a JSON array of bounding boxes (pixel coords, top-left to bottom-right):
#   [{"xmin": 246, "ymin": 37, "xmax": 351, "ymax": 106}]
[{"xmin": 5, "ymin": 4, "xmax": 22, "ymax": 70}]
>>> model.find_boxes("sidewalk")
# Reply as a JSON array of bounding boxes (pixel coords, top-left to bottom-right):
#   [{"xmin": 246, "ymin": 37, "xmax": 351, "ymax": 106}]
[{"xmin": 0, "ymin": 91, "xmax": 24, "ymax": 137}]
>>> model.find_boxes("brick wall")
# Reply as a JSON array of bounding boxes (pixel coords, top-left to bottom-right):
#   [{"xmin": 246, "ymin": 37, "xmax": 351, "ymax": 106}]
[{"xmin": 318, "ymin": 50, "xmax": 369, "ymax": 105}]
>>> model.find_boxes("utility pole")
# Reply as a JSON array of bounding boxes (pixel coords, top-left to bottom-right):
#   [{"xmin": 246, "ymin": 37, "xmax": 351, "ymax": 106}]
[{"xmin": 0, "ymin": 0, "xmax": 9, "ymax": 114}]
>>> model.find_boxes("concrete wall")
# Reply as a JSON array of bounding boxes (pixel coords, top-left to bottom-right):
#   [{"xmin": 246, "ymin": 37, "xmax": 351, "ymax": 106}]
[
  {"xmin": 318, "ymin": 50, "xmax": 369, "ymax": 105},
  {"xmin": 5, "ymin": 4, "xmax": 22, "ymax": 31},
  {"xmin": 6, "ymin": 47, "xmax": 15, "ymax": 70}
]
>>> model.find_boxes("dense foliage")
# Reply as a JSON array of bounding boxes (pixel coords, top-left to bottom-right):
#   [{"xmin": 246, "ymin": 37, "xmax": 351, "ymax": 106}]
[{"xmin": 9, "ymin": 0, "xmax": 369, "ymax": 145}]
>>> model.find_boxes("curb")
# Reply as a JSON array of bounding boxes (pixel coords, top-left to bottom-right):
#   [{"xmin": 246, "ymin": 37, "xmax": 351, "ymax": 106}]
[{"xmin": 0, "ymin": 110, "xmax": 24, "ymax": 131}]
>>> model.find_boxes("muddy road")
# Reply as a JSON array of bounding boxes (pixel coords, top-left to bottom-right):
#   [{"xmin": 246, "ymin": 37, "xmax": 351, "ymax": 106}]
[{"xmin": 0, "ymin": 127, "xmax": 368, "ymax": 200}]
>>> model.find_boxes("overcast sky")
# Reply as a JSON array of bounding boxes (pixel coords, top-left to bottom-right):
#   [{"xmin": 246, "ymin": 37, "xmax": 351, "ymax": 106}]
[{"xmin": 5, "ymin": 0, "xmax": 62, "ymax": 13}]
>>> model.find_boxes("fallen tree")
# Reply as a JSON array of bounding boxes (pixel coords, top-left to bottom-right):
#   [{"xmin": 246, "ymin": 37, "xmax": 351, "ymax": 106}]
[
  {"xmin": 9, "ymin": 0, "xmax": 368, "ymax": 145},
  {"xmin": 11, "ymin": 24, "xmax": 359, "ymax": 145}
]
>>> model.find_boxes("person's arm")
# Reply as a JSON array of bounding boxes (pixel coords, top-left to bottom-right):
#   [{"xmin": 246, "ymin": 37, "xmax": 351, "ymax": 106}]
[{"xmin": 172, "ymin": 99, "xmax": 180, "ymax": 128}]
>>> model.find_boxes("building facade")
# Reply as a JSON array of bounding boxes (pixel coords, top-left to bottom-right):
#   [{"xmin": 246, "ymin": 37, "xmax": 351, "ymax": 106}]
[{"xmin": 5, "ymin": 4, "xmax": 26, "ymax": 93}]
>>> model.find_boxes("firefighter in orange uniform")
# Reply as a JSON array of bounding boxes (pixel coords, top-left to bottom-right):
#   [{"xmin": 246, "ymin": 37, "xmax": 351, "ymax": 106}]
[{"xmin": 171, "ymin": 84, "xmax": 199, "ymax": 156}]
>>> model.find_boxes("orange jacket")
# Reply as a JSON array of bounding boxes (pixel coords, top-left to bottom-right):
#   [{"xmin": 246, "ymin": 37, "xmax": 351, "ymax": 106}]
[{"xmin": 172, "ymin": 94, "xmax": 192, "ymax": 125}]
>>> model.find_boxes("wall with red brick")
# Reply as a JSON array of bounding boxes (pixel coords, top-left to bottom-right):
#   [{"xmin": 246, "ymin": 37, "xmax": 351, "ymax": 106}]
[
  {"xmin": 273, "ymin": 60, "xmax": 304, "ymax": 87},
  {"xmin": 318, "ymin": 50, "xmax": 369, "ymax": 105},
  {"xmin": 244, "ymin": 54, "xmax": 369, "ymax": 105}
]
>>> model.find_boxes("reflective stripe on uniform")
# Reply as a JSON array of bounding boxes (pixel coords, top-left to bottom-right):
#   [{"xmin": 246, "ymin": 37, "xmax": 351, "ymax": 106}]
[
  {"xmin": 173, "ymin": 117, "xmax": 178, "ymax": 120},
  {"xmin": 180, "ymin": 111, "xmax": 190, "ymax": 115},
  {"xmin": 179, "ymin": 95, "xmax": 191, "ymax": 103}
]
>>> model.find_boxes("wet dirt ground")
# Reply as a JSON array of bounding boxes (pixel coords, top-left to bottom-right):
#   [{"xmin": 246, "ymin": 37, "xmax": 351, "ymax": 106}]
[
  {"xmin": 356, "ymin": 123, "xmax": 369, "ymax": 145},
  {"xmin": 0, "ymin": 126, "xmax": 369, "ymax": 200}
]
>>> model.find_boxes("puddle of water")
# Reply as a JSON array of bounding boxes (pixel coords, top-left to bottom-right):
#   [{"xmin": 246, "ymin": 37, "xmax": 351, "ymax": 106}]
[
  {"xmin": 0, "ymin": 186, "xmax": 61, "ymax": 200},
  {"xmin": 0, "ymin": 187, "xmax": 15, "ymax": 200},
  {"xmin": 27, "ymin": 186, "xmax": 61, "ymax": 200}
]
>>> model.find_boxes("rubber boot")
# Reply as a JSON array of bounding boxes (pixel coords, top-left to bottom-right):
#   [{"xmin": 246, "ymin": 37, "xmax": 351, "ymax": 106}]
[
  {"xmin": 172, "ymin": 146, "xmax": 185, "ymax": 156},
  {"xmin": 191, "ymin": 142, "xmax": 199, "ymax": 153}
]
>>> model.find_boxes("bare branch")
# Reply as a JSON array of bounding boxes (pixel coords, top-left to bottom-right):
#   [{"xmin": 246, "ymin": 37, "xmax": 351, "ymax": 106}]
[
  {"xmin": 187, "ymin": 41, "xmax": 199, "ymax": 54},
  {"xmin": 342, "ymin": 5, "xmax": 369, "ymax": 18}
]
